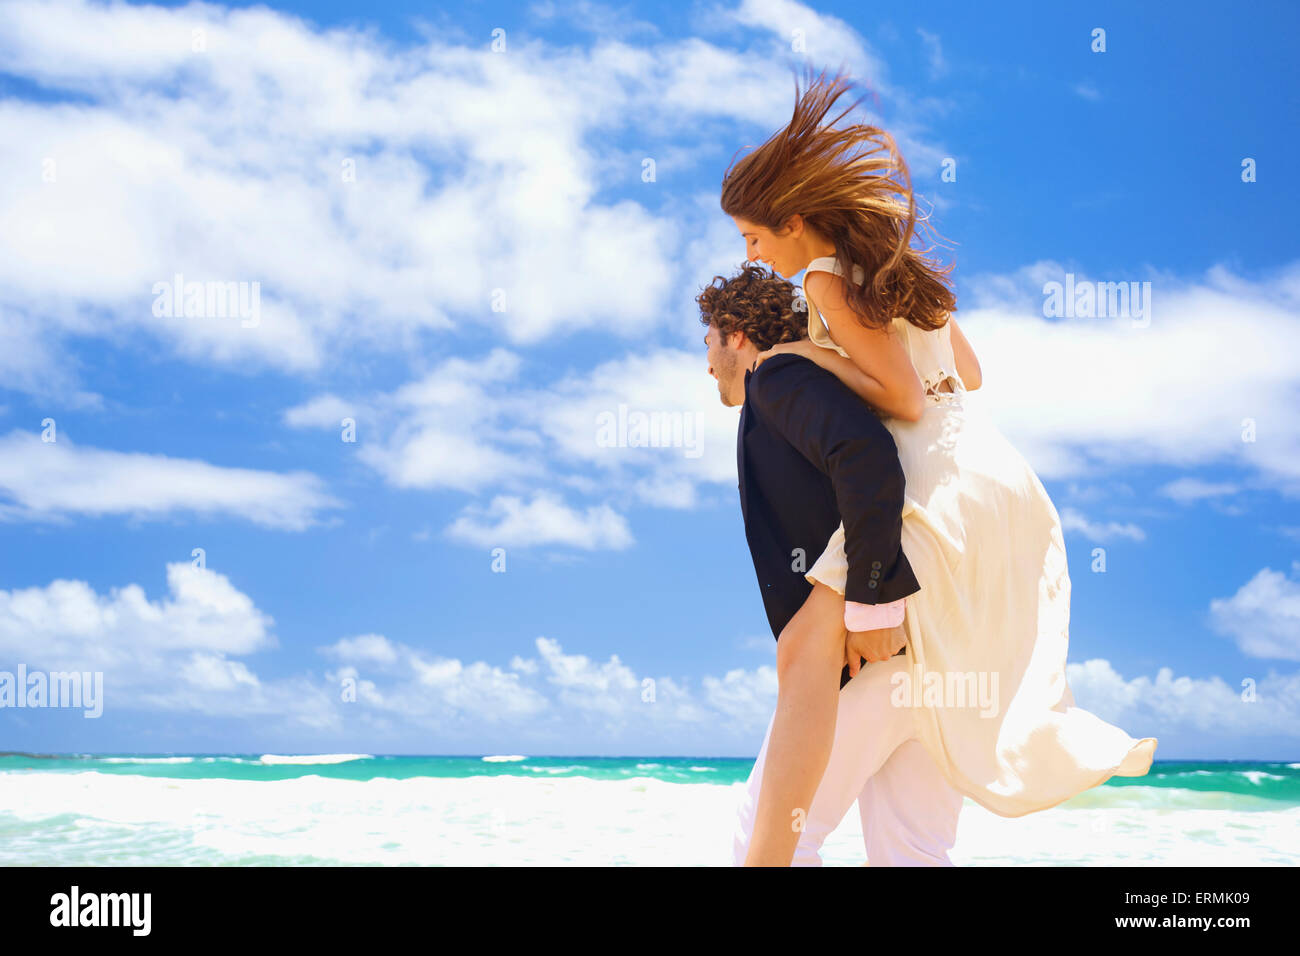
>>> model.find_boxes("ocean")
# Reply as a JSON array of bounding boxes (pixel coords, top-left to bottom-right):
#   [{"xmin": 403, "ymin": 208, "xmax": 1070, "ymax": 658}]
[{"xmin": 1, "ymin": 754, "xmax": 1296, "ymax": 866}]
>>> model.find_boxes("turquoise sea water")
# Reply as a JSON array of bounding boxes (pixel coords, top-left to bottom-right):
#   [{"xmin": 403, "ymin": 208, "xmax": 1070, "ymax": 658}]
[
  {"xmin": 0, "ymin": 752, "xmax": 759, "ymax": 784},
  {"xmin": 1, "ymin": 754, "xmax": 1296, "ymax": 865},
  {"xmin": 4, "ymin": 753, "xmax": 1298, "ymax": 804}
]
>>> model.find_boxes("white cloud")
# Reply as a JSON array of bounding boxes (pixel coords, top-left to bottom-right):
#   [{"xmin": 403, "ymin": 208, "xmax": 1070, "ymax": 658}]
[
  {"xmin": 0, "ymin": 561, "xmax": 273, "ymax": 660},
  {"xmin": 0, "ymin": 0, "xmax": 679, "ymax": 390},
  {"xmin": 1063, "ymin": 482, "xmax": 1135, "ymax": 503},
  {"xmin": 530, "ymin": 0, "xmax": 663, "ymax": 40},
  {"xmin": 960, "ymin": 259, "xmax": 1300, "ymax": 492},
  {"xmin": 284, "ymin": 344, "xmax": 742, "ymax": 547},
  {"xmin": 278, "ymin": 257, "xmax": 1300, "ymax": 553},
  {"xmin": 445, "ymin": 492, "xmax": 634, "ymax": 550},
  {"xmin": 1068, "ymin": 657, "xmax": 1300, "ymax": 737},
  {"xmin": 321, "ymin": 633, "xmax": 741, "ymax": 733},
  {"xmin": 723, "ymin": 0, "xmax": 881, "ymax": 83},
  {"xmin": 274, "ymin": 258, "xmax": 1300, "ymax": 553},
  {"xmin": 0, "ymin": 429, "xmax": 339, "ymax": 530},
  {"xmin": 179, "ymin": 652, "xmax": 260, "ymax": 692},
  {"xmin": 716, "ymin": 0, "xmax": 955, "ymax": 171},
  {"xmin": 702, "ymin": 663, "xmax": 778, "ymax": 727},
  {"xmin": 916, "ymin": 28, "xmax": 947, "ymax": 79},
  {"xmin": 0, "ymin": 310, "xmax": 103, "ymax": 407},
  {"xmin": 0, "ymin": 0, "xmax": 954, "ymax": 402},
  {"xmin": 536, "ymin": 636, "xmax": 644, "ymax": 716},
  {"xmin": 321, "ymin": 633, "xmax": 400, "ymax": 666},
  {"xmin": 344, "ymin": 349, "xmax": 542, "ymax": 494},
  {"xmin": 534, "ymin": 347, "xmax": 741, "ymax": 492},
  {"xmin": 1060, "ymin": 507, "xmax": 1145, "ymax": 543},
  {"xmin": 5, "ymin": 559, "xmax": 1294, "ymax": 750},
  {"xmin": 281, "ymin": 395, "xmax": 357, "ymax": 431},
  {"xmin": 0, "ymin": 561, "xmax": 336, "ymax": 726},
  {"xmin": 1209, "ymin": 563, "xmax": 1300, "ymax": 662},
  {"xmin": 0, "ymin": 562, "xmax": 772, "ymax": 738},
  {"xmin": 736, "ymin": 634, "xmax": 775, "ymax": 652},
  {"xmin": 1160, "ymin": 478, "xmax": 1240, "ymax": 503},
  {"xmin": 1, "ymin": 0, "xmax": 965, "ymax": 552}
]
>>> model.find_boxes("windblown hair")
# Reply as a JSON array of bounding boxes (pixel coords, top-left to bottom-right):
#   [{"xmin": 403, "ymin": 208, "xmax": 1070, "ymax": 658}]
[
  {"xmin": 696, "ymin": 262, "xmax": 807, "ymax": 351},
  {"xmin": 720, "ymin": 66, "xmax": 957, "ymax": 332}
]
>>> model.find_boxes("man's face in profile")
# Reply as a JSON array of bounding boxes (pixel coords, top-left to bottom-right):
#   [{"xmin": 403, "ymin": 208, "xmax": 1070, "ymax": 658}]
[{"xmin": 704, "ymin": 323, "xmax": 744, "ymax": 407}]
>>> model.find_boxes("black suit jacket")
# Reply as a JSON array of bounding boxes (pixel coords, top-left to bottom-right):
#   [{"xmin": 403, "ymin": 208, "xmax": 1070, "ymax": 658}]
[{"xmin": 737, "ymin": 353, "xmax": 920, "ymax": 688}]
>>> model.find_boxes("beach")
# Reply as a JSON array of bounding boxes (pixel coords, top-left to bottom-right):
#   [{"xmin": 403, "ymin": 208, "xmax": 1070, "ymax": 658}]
[{"xmin": 1, "ymin": 754, "xmax": 1295, "ymax": 866}]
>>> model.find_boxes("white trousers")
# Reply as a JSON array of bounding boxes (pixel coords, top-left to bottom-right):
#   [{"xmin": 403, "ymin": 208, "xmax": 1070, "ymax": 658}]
[{"xmin": 732, "ymin": 654, "xmax": 965, "ymax": 866}]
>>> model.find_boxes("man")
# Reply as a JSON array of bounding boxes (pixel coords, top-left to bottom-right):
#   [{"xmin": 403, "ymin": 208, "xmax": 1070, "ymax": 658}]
[{"xmin": 697, "ymin": 263, "xmax": 965, "ymax": 866}]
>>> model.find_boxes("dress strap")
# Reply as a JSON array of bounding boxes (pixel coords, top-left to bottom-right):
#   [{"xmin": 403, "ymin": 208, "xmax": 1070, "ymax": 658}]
[
  {"xmin": 801, "ymin": 258, "xmax": 849, "ymax": 357},
  {"xmin": 804, "ymin": 255, "xmax": 841, "ymax": 275},
  {"xmin": 804, "ymin": 255, "xmax": 864, "ymax": 286}
]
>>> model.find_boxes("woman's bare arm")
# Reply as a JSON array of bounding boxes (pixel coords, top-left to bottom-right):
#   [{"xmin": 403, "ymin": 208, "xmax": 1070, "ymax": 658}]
[
  {"xmin": 804, "ymin": 272, "xmax": 925, "ymax": 421},
  {"xmin": 947, "ymin": 316, "xmax": 982, "ymax": 390}
]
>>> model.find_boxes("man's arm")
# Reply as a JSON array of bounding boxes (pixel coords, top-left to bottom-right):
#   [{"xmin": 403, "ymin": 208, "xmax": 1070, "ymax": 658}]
[{"xmin": 748, "ymin": 354, "xmax": 920, "ymax": 607}]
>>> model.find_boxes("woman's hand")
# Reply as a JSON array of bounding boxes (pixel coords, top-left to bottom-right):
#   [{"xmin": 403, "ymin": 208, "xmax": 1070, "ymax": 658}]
[{"xmin": 751, "ymin": 338, "xmax": 815, "ymax": 371}]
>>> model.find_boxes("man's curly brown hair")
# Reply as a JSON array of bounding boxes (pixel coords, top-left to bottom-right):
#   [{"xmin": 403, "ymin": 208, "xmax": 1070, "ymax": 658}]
[{"xmin": 696, "ymin": 262, "xmax": 809, "ymax": 351}]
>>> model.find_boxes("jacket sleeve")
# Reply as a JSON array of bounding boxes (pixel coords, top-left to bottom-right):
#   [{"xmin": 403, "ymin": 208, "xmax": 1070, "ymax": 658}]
[{"xmin": 748, "ymin": 354, "xmax": 920, "ymax": 606}]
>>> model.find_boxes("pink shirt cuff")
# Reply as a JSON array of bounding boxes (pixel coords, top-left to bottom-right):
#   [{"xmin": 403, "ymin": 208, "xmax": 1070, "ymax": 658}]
[{"xmin": 844, "ymin": 598, "xmax": 905, "ymax": 632}]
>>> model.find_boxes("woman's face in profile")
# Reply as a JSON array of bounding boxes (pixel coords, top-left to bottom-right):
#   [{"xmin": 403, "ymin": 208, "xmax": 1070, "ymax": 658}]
[{"xmin": 731, "ymin": 215, "xmax": 801, "ymax": 278}]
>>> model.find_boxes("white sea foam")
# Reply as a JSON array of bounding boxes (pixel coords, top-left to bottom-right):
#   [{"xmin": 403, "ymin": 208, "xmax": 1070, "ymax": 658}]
[
  {"xmin": 1241, "ymin": 771, "xmax": 1286, "ymax": 785},
  {"xmin": 257, "ymin": 754, "xmax": 371, "ymax": 766},
  {"xmin": 524, "ymin": 766, "xmax": 582, "ymax": 774},
  {"xmin": 0, "ymin": 771, "xmax": 1295, "ymax": 866},
  {"xmin": 98, "ymin": 757, "xmax": 196, "ymax": 764},
  {"xmin": 481, "ymin": 755, "xmax": 527, "ymax": 763}
]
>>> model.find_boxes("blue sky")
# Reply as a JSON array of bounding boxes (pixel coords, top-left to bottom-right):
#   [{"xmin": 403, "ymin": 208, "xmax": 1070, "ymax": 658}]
[{"xmin": 0, "ymin": 0, "xmax": 1296, "ymax": 758}]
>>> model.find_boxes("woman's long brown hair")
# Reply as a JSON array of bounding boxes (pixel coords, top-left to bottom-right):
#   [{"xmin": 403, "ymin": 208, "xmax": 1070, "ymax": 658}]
[{"xmin": 720, "ymin": 66, "xmax": 957, "ymax": 332}]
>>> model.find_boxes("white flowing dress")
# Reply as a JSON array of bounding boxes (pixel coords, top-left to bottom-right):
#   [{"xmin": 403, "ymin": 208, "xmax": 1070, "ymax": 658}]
[{"xmin": 802, "ymin": 255, "xmax": 1156, "ymax": 817}]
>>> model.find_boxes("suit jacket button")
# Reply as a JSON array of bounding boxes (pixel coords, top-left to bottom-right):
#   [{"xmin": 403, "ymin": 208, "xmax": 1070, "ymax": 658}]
[
  {"xmin": 868, "ymin": 580, "xmax": 878, "ymax": 589},
  {"xmin": 871, "ymin": 560, "xmax": 882, "ymax": 569},
  {"xmin": 870, "ymin": 569, "xmax": 880, "ymax": 579}
]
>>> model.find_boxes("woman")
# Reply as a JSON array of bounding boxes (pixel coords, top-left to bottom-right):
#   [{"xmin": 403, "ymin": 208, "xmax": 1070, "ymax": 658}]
[{"xmin": 722, "ymin": 67, "xmax": 1156, "ymax": 866}]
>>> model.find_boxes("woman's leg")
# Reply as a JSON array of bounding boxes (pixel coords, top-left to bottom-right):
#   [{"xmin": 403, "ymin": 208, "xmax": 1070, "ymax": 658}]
[{"xmin": 743, "ymin": 581, "xmax": 848, "ymax": 866}]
